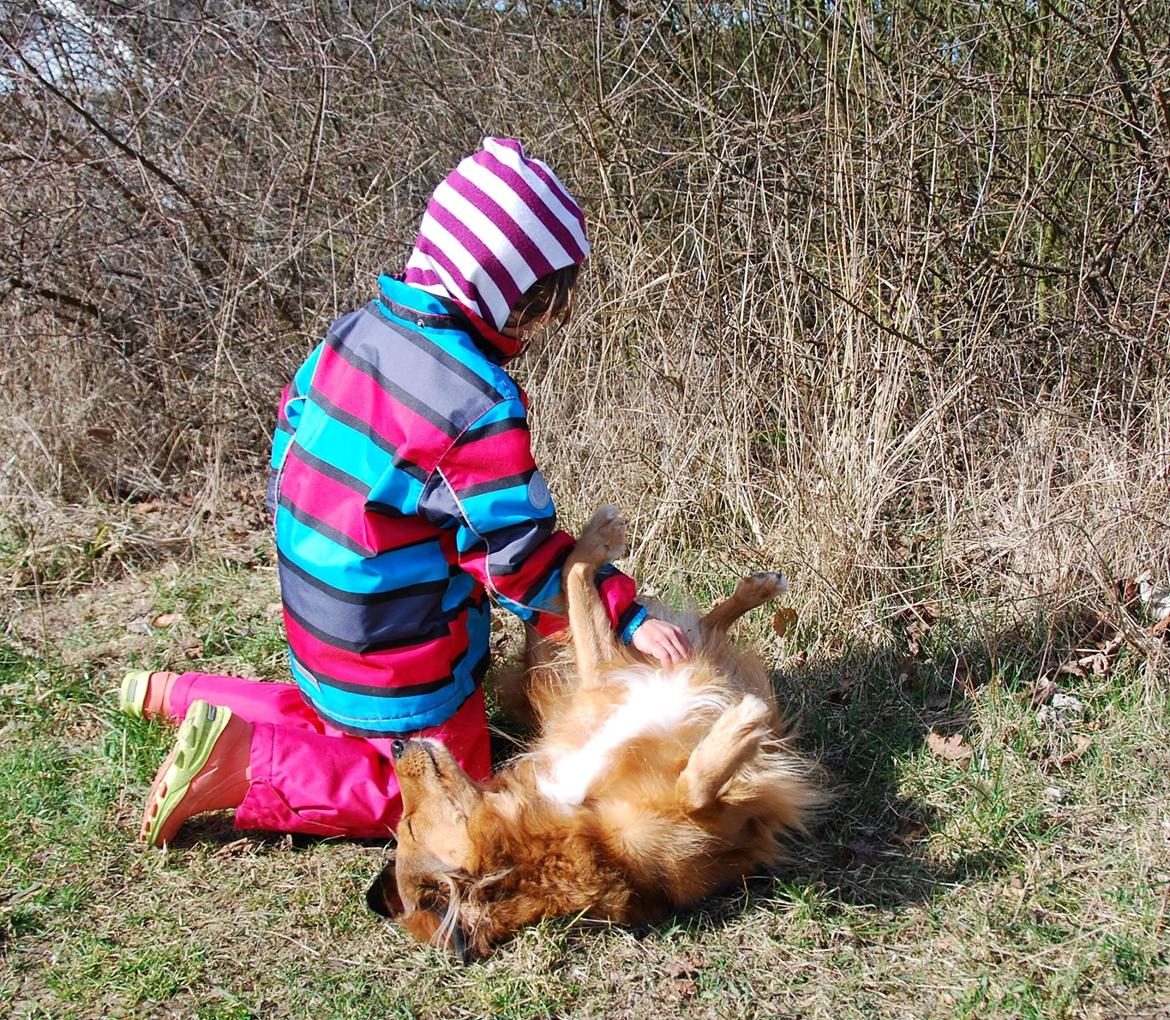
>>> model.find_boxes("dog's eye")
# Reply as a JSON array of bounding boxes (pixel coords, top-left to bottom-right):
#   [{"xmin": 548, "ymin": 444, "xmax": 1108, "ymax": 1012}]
[{"xmin": 418, "ymin": 889, "xmax": 447, "ymax": 913}]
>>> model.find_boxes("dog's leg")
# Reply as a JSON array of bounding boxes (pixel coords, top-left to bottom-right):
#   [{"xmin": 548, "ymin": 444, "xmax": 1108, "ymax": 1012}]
[
  {"xmin": 676, "ymin": 695, "xmax": 771, "ymax": 813},
  {"xmin": 496, "ymin": 624, "xmax": 567, "ymax": 729},
  {"xmin": 701, "ymin": 571, "xmax": 789, "ymax": 633},
  {"xmin": 563, "ymin": 505, "xmax": 627, "ymax": 686}
]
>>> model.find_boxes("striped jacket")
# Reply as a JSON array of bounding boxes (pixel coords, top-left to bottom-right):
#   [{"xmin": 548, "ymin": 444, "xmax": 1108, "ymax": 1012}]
[{"xmin": 269, "ymin": 275, "xmax": 647, "ymax": 736}]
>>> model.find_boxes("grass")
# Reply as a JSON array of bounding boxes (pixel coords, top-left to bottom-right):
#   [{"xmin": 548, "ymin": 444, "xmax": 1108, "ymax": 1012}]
[{"xmin": 1, "ymin": 536, "xmax": 1166, "ymax": 1019}]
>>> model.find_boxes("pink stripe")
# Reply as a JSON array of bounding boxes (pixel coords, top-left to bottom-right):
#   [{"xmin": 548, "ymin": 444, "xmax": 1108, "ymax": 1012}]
[
  {"xmin": 402, "ymin": 265, "xmax": 445, "ymax": 290},
  {"xmin": 413, "ymin": 235, "xmax": 485, "ymax": 319},
  {"xmin": 280, "ymin": 451, "xmax": 440, "ymax": 554},
  {"xmin": 475, "ymin": 151, "xmax": 585, "ymax": 264},
  {"xmin": 444, "ymin": 427, "xmax": 535, "ymax": 485},
  {"xmin": 427, "ymin": 195, "xmax": 524, "ymax": 314},
  {"xmin": 523, "ymin": 156, "xmax": 589, "ymax": 240},
  {"xmin": 447, "ymin": 171, "xmax": 556, "ymax": 282},
  {"xmin": 313, "ymin": 342, "xmax": 452, "ymax": 466},
  {"xmin": 596, "ymin": 570, "xmax": 637, "ymax": 630},
  {"xmin": 286, "ymin": 611, "xmax": 470, "ymax": 687}
]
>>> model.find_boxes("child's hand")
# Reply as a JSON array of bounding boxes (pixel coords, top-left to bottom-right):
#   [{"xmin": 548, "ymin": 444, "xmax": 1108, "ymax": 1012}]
[{"xmin": 631, "ymin": 618, "xmax": 692, "ymax": 667}]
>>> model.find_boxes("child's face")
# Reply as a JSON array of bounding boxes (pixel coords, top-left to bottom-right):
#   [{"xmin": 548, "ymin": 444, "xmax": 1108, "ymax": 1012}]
[{"xmin": 500, "ymin": 309, "xmax": 551, "ymax": 342}]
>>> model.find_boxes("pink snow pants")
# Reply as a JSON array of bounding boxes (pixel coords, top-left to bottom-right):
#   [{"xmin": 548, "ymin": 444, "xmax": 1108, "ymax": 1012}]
[{"xmin": 165, "ymin": 672, "xmax": 491, "ymax": 839}]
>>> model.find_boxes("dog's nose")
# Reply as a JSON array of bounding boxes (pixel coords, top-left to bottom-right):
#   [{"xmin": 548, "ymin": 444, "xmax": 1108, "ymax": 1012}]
[{"xmin": 390, "ymin": 739, "xmax": 406, "ymax": 760}]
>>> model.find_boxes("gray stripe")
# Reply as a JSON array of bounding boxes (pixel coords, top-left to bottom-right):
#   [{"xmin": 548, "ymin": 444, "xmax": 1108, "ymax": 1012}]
[
  {"xmin": 280, "ymin": 557, "xmax": 450, "ymax": 651},
  {"xmin": 482, "ymin": 518, "xmax": 558, "ymax": 576},
  {"xmin": 416, "ymin": 470, "xmax": 463, "ymax": 529},
  {"xmin": 333, "ymin": 307, "xmax": 499, "ymax": 438}
]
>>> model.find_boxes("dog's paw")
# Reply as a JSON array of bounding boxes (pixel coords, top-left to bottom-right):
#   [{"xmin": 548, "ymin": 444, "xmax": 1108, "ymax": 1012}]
[
  {"xmin": 735, "ymin": 570, "xmax": 789, "ymax": 605},
  {"xmin": 575, "ymin": 505, "xmax": 628, "ymax": 565}
]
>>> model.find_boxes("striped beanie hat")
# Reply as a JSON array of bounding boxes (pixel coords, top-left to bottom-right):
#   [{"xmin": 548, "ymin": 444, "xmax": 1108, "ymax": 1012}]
[{"xmin": 403, "ymin": 137, "xmax": 590, "ymax": 332}]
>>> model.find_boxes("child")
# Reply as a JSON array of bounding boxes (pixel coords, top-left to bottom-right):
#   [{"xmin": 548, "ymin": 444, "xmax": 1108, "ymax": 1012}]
[{"xmin": 129, "ymin": 138, "xmax": 691, "ymax": 847}]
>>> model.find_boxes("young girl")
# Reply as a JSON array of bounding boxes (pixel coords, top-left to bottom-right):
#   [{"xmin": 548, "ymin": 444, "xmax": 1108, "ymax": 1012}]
[{"xmin": 130, "ymin": 137, "xmax": 691, "ymax": 846}]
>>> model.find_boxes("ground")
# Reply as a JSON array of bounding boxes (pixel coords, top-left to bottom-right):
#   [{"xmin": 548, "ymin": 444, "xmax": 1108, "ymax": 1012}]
[{"xmin": 1, "ymin": 530, "xmax": 1168, "ymax": 1019}]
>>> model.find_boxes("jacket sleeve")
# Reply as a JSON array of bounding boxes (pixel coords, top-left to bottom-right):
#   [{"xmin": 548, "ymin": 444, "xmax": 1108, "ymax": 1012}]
[
  {"xmin": 267, "ymin": 342, "xmax": 323, "ymax": 518},
  {"xmin": 417, "ymin": 397, "xmax": 647, "ymax": 640}
]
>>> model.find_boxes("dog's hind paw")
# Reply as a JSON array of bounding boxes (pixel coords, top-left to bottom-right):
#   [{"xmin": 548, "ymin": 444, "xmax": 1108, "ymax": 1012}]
[
  {"xmin": 735, "ymin": 571, "xmax": 789, "ymax": 606},
  {"xmin": 575, "ymin": 505, "xmax": 628, "ymax": 565}
]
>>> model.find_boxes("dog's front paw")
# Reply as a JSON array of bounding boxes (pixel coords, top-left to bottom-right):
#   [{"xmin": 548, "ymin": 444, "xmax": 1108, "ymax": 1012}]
[
  {"xmin": 575, "ymin": 505, "xmax": 628, "ymax": 565},
  {"xmin": 735, "ymin": 570, "xmax": 789, "ymax": 605}
]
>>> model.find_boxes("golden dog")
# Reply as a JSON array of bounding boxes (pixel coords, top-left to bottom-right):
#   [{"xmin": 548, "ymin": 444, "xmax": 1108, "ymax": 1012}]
[{"xmin": 366, "ymin": 506, "xmax": 822, "ymax": 960}]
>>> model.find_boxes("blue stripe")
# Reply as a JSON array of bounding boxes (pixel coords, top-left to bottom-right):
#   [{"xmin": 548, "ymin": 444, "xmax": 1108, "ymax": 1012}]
[
  {"xmin": 291, "ymin": 340, "xmax": 325, "ymax": 400},
  {"xmin": 270, "ymin": 429, "xmax": 292, "ymax": 471},
  {"xmin": 459, "ymin": 482, "xmax": 557, "ymax": 534},
  {"xmin": 276, "ymin": 513, "xmax": 451, "ymax": 595},
  {"xmin": 368, "ymin": 463, "xmax": 426, "ymax": 517},
  {"xmin": 520, "ymin": 567, "xmax": 564, "ymax": 615},
  {"xmin": 306, "ymin": 388, "xmax": 429, "ymax": 483},
  {"xmin": 293, "ymin": 409, "xmax": 428, "ymax": 511},
  {"xmin": 494, "ymin": 592, "xmax": 536, "ymax": 624},
  {"xmin": 290, "ymin": 653, "xmax": 478, "ymax": 732},
  {"xmin": 619, "ymin": 605, "xmax": 649, "ymax": 644}
]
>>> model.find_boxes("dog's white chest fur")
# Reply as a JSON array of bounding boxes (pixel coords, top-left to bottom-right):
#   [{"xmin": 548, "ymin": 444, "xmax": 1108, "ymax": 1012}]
[{"xmin": 536, "ymin": 668, "xmax": 701, "ymax": 806}]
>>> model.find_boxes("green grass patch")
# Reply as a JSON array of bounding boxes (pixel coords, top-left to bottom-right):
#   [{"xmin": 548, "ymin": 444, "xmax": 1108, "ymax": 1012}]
[{"xmin": 1, "ymin": 552, "xmax": 1168, "ymax": 1018}]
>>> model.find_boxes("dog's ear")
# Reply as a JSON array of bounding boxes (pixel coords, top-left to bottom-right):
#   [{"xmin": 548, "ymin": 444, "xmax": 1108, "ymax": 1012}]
[
  {"xmin": 365, "ymin": 861, "xmax": 404, "ymax": 919},
  {"xmin": 397, "ymin": 901, "xmax": 477, "ymax": 964}
]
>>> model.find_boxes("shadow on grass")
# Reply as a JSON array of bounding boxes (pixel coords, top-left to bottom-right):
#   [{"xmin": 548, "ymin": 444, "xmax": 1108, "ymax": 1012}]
[
  {"xmin": 645, "ymin": 605, "xmax": 1103, "ymax": 933},
  {"xmin": 164, "ymin": 606, "xmax": 1095, "ymax": 945}
]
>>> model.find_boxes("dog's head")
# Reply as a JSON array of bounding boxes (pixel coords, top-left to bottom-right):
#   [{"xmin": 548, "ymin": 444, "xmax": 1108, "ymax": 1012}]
[{"xmin": 366, "ymin": 738, "xmax": 530, "ymax": 961}]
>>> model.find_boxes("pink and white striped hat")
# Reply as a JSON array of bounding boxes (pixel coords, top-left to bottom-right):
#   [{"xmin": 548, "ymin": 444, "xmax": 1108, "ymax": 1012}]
[{"xmin": 403, "ymin": 137, "xmax": 590, "ymax": 331}]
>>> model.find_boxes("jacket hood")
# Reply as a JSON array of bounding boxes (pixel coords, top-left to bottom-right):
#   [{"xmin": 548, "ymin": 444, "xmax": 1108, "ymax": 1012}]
[{"xmin": 403, "ymin": 137, "xmax": 590, "ymax": 334}]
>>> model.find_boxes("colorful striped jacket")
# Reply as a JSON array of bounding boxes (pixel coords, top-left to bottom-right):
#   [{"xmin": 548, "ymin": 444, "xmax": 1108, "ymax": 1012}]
[{"xmin": 268, "ymin": 275, "xmax": 647, "ymax": 736}]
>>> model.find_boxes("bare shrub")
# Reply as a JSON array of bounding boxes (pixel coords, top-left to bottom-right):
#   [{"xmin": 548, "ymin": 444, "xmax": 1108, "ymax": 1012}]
[{"xmin": 1, "ymin": 1, "xmax": 1167, "ymax": 631}]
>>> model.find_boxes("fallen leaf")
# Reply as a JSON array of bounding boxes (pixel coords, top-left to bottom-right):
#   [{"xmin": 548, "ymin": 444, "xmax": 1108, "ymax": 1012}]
[
  {"xmin": 893, "ymin": 817, "xmax": 929, "ymax": 844},
  {"xmin": 1055, "ymin": 734, "xmax": 1093, "ymax": 770},
  {"xmin": 828, "ymin": 674, "xmax": 854, "ymax": 705},
  {"xmin": 1026, "ymin": 677, "xmax": 1058, "ymax": 708},
  {"xmin": 897, "ymin": 602, "xmax": 939, "ymax": 657},
  {"xmin": 151, "ymin": 612, "xmax": 179, "ymax": 628},
  {"xmin": 926, "ymin": 731, "xmax": 973, "ymax": 766},
  {"xmin": 772, "ymin": 607, "xmax": 798, "ymax": 637},
  {"xmin": 1051, "ymin": 692, "xmax": 1085, "ymax": 715},
  {"xmin": 846, "ymin": 839, "xmax": 878, "ymax": 867},
  {"xmin": 1139, "ymin": 578, "xmax": 1170, "ymax": 621},
  {"xmin": 666, "ymin": 953, "xmax": 705, "ymax": 978}
]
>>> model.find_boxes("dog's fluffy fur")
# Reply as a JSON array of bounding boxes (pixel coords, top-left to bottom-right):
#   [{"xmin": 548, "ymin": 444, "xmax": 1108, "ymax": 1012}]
[{"xmin": 367, "ymin": 506, "xmax": 822, "ymax": 960}]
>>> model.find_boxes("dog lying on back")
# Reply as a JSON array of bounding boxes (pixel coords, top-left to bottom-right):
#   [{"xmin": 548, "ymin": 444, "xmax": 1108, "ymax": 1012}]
[{"xmin": 366, "ymin": 506, "xmax": 822, "ymax": 960}]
